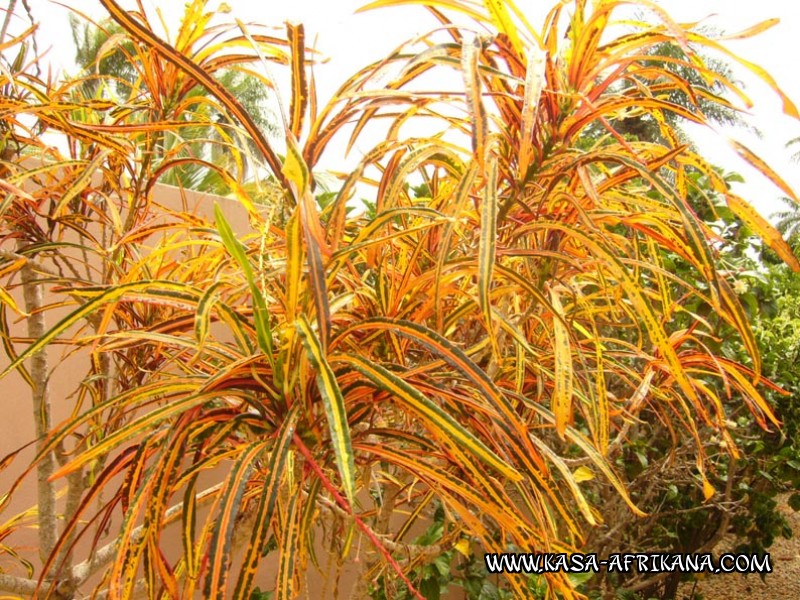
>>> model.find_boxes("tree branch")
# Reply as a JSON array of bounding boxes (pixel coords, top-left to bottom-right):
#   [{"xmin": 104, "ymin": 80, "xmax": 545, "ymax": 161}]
[
  {"xmin": 19, "ymin": 246, "xmax": 57, "ymax": 562},
  {"xmin": 0, "ymin": 573, "xmax": 38, "ymax": 596},
  {"xmin": 0, "ymin": 248, "xmax": 60, "ymax": 279},
  {"xmin": 69, "ymin": 482, "xmax": 221, "ymax": 586}
]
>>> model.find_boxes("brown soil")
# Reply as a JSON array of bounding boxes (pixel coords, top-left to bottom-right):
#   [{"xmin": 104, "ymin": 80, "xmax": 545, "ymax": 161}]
[{"xmin": 677, "ymin": 494, "xmax": 800, "ymax": 600}]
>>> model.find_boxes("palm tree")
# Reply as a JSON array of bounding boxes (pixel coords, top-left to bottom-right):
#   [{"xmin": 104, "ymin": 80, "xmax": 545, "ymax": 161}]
[
  {"xmin": 770, "ymin": 137, "xmax": 800, "ymax": 255},
  {"xmin": 774, "ymin": 196, "xmax": 800, "ymax": 253},
  {"xmin": 68, "ymin": 11, "xmax": 278, "ymax": 194},
  {"xmin": 788, "ymin": 135, "xmax": 800, "ymax": 163}
]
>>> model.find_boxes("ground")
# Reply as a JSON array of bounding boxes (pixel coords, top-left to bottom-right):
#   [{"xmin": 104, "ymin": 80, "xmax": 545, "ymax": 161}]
[{"xmin": 678, "ymin": 494, "xmax": 800, "ymax": 600}]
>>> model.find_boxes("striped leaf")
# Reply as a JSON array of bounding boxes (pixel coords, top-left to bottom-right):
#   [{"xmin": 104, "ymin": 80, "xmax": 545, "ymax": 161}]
[
  {"xmin": 0, "ymin": 305, "xmax": 32, "ymax": 387},
  {"xmin": 275, "ymin": 487, "xmax": 302, "ymax": 600},
  {"xmin": 462, "ymin": 35, "xmax": 488, "ymax": 167},
  {"xmin": 0, "ymin": 281, "xmax": 204, "ymax": 381},
  {"xmin": 287, "ymin": 23, "xmax": 308, "ymax": 139},
  {"xmin": 479, "ymin": 155, "xmax": 499, "ymax": 357},
  {"xmin": 434, "ymin": 162, "xmax": 478, "ymax": 331},
  {"xmin": 284, "ymin": 210, "xmax": 303, "ymax": 324},
  {"xmin": 53, "ymin": 150, "xmax": 110, "ymax": 217},
  {"xmin": 296, "ymin": 316, "xmax": 356, "ymax": 503},
  {"xmin": 182, "ymin": 475, "xmax": 199, "ymax": 583},
  {"xmin": 100, "ymin": 0, "xmax": 288, "ymax": 186},
  {"xmin": 194, "ymin": 280, "xmax": 225, "ymax": 347},
  {"xmin": 337, "ymin": 317, "xmax": 547, "ymax": 477},
  {"xmin": 335, "ymin": 354, "xmax": 520, "ymax": 481},
  {"xmin": 549, "ymin": 285, "xmax": 574, "ymax": 438},
  {"xmin": 522, "ymin": 400, "xmax": 647, "ymax": 518},
  {"xmin": 233, "ymin": 406, "xmax": 299, "ymax": 598},
  {"xmin": 205, "ymin": 441, "xmax": 268, "ymax": 599}
]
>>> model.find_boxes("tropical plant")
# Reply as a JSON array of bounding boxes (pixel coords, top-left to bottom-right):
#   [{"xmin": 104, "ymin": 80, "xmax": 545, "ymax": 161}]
[
  {"xmin": 1, "ymin": 1, "xmax": 799, "ymax": 599},
  {"xmin": 594, "ymin": 36, "xmax": 745, "ymax": 144},
  {"xmin": 68, "ymin": 13, "xmax": 277, "ymax": 193},
  {"xmin": 766, "ymin": 136, "xmax": 800, "ymax": 257},
  {"xmin": 771, "ymin": 197, "xmax": 800, "ymax": 256},
  {"xmin": 572, "ymin": 186, "xmax": 800, "ymax": 598},
  {"xmin": 0, "ymin": 2, "xmax": 289, "ymax": 597}
]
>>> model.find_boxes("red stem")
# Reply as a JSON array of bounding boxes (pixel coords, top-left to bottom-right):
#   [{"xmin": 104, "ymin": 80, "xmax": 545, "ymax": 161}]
[{"xmin": 292, "ymin": 433, "xmax": 425, "ymax": 600}]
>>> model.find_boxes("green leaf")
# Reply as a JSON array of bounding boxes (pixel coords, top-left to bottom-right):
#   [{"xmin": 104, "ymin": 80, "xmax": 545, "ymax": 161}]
[{"xmin": 215, "ymin": 203, "xmax": 274, "ymax": 362}]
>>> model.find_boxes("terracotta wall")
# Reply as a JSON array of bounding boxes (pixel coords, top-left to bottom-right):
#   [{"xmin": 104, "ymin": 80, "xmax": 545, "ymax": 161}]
[
  {"xmin": 1, "ymin": 185, "xmax": 262, "ymax": 596},
  {"xmin": 1, "ymin": 184, "xmax": 452, "ymax": 598}
]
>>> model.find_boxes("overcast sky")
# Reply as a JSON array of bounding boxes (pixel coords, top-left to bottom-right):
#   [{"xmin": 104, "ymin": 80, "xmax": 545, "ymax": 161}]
[{"xmin": 14, "ymin": 0, "xmax": 800, "ymax": 221}]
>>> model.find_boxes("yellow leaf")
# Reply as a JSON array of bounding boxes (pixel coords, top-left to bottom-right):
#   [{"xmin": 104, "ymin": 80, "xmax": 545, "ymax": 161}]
[
  {"xmin": 573, "ymin": 466, "xmax": 595, "ymax": 483},
  {"xmin": 703, "ymin": 478, "xmax": 715, "ymax": 502},
  {"xmin": 282, "ymin": 134, "xmax": 309, "ymax": 196},
  {"xmin": 483, "ymin": 0, "xmax": 522, "ymax": 56},
  {"xmin": 455, "ymin": 538, "xmax": 471, "ymax": 558},
  {"xmin": 720, "ymin": 18, "xmax": 779, "ymax": 41},
  {"xmin": 549, "ymin": 285, "xmax": 573, "ymax": 438},
  {"xmin": 730, "ymin": 140, "xmax": 799, "ymax": 203},
  {"xmin": 0, "ymin": 277, "xmax": 27, "ymax": 317},
  {"xmin": 726, "ymin": 194, "xmax": 800, "ymax": 272}
]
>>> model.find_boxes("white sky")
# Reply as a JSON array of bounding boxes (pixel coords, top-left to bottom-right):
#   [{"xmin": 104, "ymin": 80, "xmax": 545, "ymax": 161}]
[{"xmin": 12, "ymin": 0, "xmax": 800, "ymax": 221}]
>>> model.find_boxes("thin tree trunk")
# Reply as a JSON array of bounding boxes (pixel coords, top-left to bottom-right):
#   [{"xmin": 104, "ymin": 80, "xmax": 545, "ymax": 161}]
[{"xmin": 19, "ymin": 248, "xmax": 58, "ymax": 563}]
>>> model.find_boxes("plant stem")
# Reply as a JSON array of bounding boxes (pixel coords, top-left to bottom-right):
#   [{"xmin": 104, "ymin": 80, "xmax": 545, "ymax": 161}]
[
  {"xmin": 19, "ymin": 246, "xmax": 58, "ymax": 564},
  {"xmin": 292, "ymin": 433, "xmax": 426, "ymax": 600}
]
